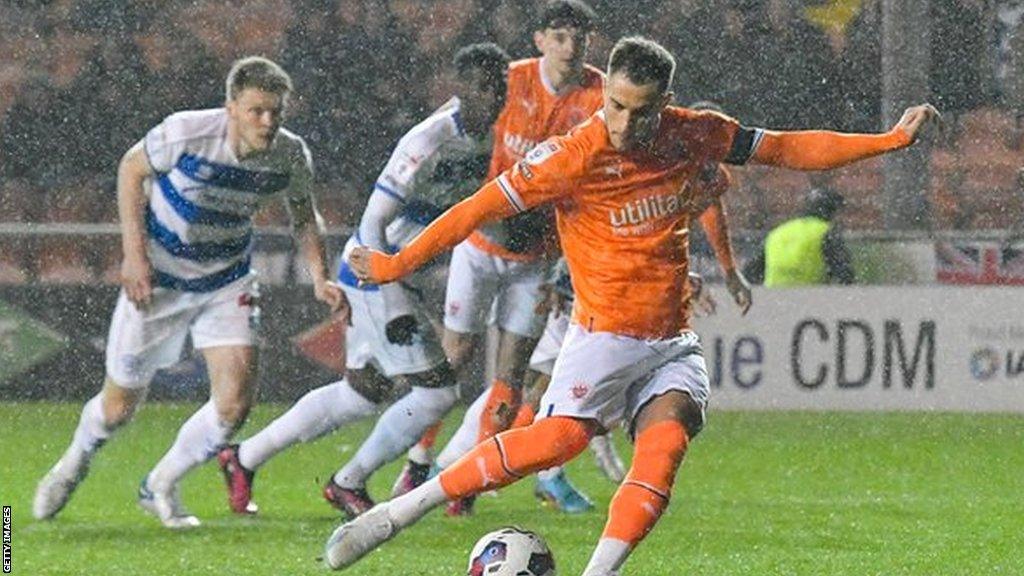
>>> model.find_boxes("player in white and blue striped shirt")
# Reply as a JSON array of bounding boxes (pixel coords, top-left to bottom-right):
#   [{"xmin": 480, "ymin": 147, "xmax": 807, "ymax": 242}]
[
  {"xmin": 215, "ymin": 43, "xmax": 511, "ymax": 520},
  {"xmin": 33, "ymin": 56, "xmax": 345, "ymax": 529}
]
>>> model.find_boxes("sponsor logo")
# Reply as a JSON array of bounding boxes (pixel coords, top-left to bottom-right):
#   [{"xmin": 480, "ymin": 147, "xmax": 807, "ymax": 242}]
[
  {"xmin": 238, "ymin": 293, "xmax": 255, "ymax": 308},
  {"xmin": 503, "ymin": 133, "xmax": 540, "ymax": 159},
  {"xmin": 968, "ymin": 347, "xmax": 1024, "ymax": 381},
  {"xmin": 970, "ymin": 348, "xmax": 1000, "ymax": 381},
  {"xmin": 609, "ymin": 192, "xmax": 683, "ymax": 233}
]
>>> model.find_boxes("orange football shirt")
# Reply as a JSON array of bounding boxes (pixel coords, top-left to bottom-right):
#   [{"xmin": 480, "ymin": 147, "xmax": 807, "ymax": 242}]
[
  {"xmin": 469, "ymin": 58, "xmax": 605, "ymax": 260},
  {"xmin": 493, "ymin": 106, "xmax": 745, "ymax": 338}
]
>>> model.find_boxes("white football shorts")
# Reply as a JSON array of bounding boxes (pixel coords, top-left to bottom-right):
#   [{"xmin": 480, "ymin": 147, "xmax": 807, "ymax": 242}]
[
  {"xmin": 537, "ymin": 323, "xmax": 710, "ymax": 435},
  {"xmin": 105, "ymin": 274, "xmax": 258, "ymax": 389},
  {"xmin": 443, "ymin": 240, "xmax": 546, "ymax": 338},
  {"xmin": 342, "ymin": 282, "xmax": 447, "ymax": 378}
]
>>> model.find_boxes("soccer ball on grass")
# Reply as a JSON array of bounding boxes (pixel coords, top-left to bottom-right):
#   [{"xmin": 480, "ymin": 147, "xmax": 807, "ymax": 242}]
[{"xmin": 467, "ymin": 527, "xmax": 556, "ymax": 576}]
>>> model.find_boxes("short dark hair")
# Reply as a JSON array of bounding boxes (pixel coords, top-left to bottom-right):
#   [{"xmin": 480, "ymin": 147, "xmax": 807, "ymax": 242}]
[
  {"xmin": 454, "ymin": 42, "xmax": 511, "ymax": 92},
  {"xmin": 225, "ymin": 56, "xmax": 293, "ymax": 101},
  {"xmin": 607, "ymin": 36, "xmax": 676, "ymax": 94},
  {"xmin": 537, "ymin": 0, "xmax": 597, "ymax": 32}
]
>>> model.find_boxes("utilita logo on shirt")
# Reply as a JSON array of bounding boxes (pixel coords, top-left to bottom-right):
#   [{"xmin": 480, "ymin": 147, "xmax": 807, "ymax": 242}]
[
  {"xmin": 609, "ymin": 192, "xmax": 684, "ymax": 235},
  {"xmin": 503, "ymin": 133, "xmax": 539, "ymax": 158}
]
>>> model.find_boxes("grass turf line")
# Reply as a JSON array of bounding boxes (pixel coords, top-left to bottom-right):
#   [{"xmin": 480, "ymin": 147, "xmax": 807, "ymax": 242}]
[{"xmin": 1, "ymin": 403, "xmax": 1021, "ymax": 575}]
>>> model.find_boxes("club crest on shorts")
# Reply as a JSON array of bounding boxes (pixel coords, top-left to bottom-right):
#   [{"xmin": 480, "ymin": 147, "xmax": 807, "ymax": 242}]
[
  {"xmin": 447, "ymin": 301, "xmax": 461, "ymax": 317},
  {"xmin": 120, "ymin": 354, "xmax": 143, "ymax": 378},
  {"xmin": 571, "ymin": 380, "xmax": 589, "ymax": 399}
]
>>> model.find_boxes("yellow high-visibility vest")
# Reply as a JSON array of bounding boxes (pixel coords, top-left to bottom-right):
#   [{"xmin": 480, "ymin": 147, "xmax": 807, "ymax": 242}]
[{"xmin": 764, "ymin": 216, "xmax": 831, "ymax": 287}]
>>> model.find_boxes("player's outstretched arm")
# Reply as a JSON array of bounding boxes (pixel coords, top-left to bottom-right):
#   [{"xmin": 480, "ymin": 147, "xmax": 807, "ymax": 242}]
[
  {"xmin": 751, "ymin": 104, "xmax": 939, "ymax": 170},
  {"xmin": 349, "ymin": 180, "xmax": 518, "ymax": 283}
]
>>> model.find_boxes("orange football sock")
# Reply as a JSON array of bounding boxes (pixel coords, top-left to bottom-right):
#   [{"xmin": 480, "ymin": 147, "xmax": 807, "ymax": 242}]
[
  {"xmin": 511, "ymin": 403, "xmax": 536, "ymax": 429},
  {"xmin": 602, "ymin": 420, "xmax": 690, "ymax": 545},
  {"xmin": 477, "ymin": 379, "xmax": 522, "ymax": 442},
  {"xmin": 439, "ymin": 416, "xmax": 592, "ymax": 499}
]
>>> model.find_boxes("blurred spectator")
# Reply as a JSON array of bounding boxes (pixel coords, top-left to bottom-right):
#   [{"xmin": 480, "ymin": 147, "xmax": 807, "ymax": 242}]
[{"xmin": 744, "ymin": 188, "xmax": 855, "ymax": 286}]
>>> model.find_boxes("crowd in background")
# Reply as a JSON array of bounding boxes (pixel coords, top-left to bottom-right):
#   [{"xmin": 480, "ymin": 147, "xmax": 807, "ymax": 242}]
[{"xmin": 0, "ymin": 0, "xmax": 1022, "ymax": 233}]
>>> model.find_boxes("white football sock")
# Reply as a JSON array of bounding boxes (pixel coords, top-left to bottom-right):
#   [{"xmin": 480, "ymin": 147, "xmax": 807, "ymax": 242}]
[
  {"xmin": 333, "ymin": 386, "xmax": 457, "ymax": 488},
  {"xmin": 536, "ymin": 466, "xmax": 563, "ymax": 482},
  {"xmin": 71, "ymin": 394, "xmax": 112, "ymax": 455},
  {"xmin": 147, "ymin": 401, "xmax": 230, "ymax": 492},
  {"xmin": 582, "ymin": 538, "xmax": 631, "ymax": 576},
  {"xmin": 238, "ymin": 379, "xmax": 377, "ymax": 471},
  {"xmin": 57, "ymin": 394, "xmax": 114, "ymax": 476},
  {"xmin": 387, "ymin": 476, "xmax": 448, "ymax": 528},
  {"xmin": 435, "ymin": 385, "xmax": 488, "ymax": 469}
]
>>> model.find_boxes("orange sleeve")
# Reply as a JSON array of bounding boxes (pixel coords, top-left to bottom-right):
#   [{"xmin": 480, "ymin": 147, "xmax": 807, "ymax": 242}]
[
  {"xmin": 698, "ymin": 198, "xmax": 736, "ymax": 273},
  {"xmin": 369, "ymin": 181, "xmax": 517, "ymax": 282},
  {"xmin": 751, "ymin": 127, "xmax": 912, "ymax": 170}
]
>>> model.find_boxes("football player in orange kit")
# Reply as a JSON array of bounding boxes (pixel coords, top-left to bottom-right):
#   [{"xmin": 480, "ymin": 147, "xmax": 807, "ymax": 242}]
[
  {"xmin": 328, "ymin": 37, "xmax": 938, "ymax": 574},
  {"xmin": 393, "ymin": 0, "xmax": 607, "ymax": 514}
]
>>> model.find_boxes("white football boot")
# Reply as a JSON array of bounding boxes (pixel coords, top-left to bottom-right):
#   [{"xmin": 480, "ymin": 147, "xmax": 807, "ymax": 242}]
[
  {"xmin": 33, "ymin": 444, "xmax": 93, "ymax": 520},
  {"xmin": 589, "ymin": 433, "xmax": 626, "ymax": 483},
  {"xmin": 138, "ymin": 477, "xmax": 201, "ymax": 529},
  {"xmin": 324, "ymin": 503, "xmax": 397, "ymax": 570}
]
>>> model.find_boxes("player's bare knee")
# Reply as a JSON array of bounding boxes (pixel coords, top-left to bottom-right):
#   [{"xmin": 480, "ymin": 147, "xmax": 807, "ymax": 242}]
[
  {"xmin": 635, "ymin": 390, "xmax": 704, "ymax": 440},
  {"xmin": 214, "ymin": 398, "xmax": 251, "ymax": 429},
  {"xmin": 101, "ymin": 378, "xmax": 145, "ymax": 428},
  {"xmin": 494, "ymin": 331, "xmax": 537, "ymax": 384},
  {"xmin": 102, "ymin": 398, "xmax": 138, "ymax": 429},
  {"xmin": 442, "ymin": 330, "xmax": 476, "ymax": 371}
]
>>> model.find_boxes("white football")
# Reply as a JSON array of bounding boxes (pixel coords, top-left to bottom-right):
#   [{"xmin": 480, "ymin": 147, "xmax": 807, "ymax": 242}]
[{"xmin": 467, "ymin": 527, "xmax": 556, "ymax": 576}]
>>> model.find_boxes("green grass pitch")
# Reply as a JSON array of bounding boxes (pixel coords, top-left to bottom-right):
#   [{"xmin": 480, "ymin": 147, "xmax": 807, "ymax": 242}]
[{"xmin": 1, "ymin": 402, "xmax": 1022, "ymax": 575}]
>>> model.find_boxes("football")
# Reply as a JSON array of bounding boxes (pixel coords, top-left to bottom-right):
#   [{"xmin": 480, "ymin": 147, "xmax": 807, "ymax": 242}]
[{"xmin": 467, "ymin": 527, "xmax": 556, "ymax": 576}]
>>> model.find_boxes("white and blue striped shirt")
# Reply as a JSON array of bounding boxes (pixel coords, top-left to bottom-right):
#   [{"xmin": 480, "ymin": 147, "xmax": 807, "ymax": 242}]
[{"xmin": 142, "ymin": 108, "xmax": 314, "ymax": 292}]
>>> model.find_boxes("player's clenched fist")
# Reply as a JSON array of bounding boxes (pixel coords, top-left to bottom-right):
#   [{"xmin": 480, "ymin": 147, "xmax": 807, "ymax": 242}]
[
  {"xmin": 121, "ymin": 253, "xmax": 153, "ymax": 308},
  {"xmin": 895, "ymin": 104, "xmax": 940, "ymax": 142},
  {"xmin": 348, "ymin": 246, "xmax": 391, "ymax": 284}
]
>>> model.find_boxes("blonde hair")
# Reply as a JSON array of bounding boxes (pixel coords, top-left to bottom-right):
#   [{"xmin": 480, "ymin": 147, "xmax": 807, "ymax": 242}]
[{"xmin": 225, "ymin": 56, "xmax": 293, "ymax": 101}]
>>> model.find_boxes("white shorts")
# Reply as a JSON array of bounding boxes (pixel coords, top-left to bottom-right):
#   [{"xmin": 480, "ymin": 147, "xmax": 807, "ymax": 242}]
[
  {"xmin": 538, "ymin": 323, "xmax": 710, "ymax": 435},
  {"xmin": 528, "ymin": 311, "xmax": 571, "ymax": 376},
  {"xmin": 443, "ymin": 240, "xmax": 546, "ymax": 338},
  {"xmin": 343, "ymin": 283, "xmax": 447, "ymax": 378},
  {"xmin": 105, "ymin": 274, "xmax": 258, "ymax": 389}
]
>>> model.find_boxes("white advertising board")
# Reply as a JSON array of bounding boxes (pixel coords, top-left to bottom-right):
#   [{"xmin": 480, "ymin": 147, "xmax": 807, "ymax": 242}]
[{"xmin": 693, "ymin": 287, "xmax": 1024, "ymax": 413}]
